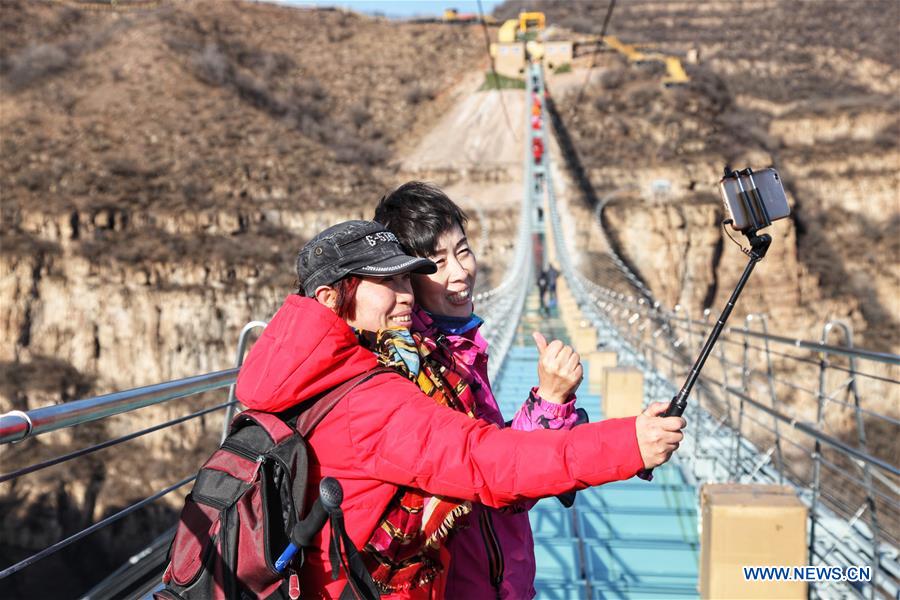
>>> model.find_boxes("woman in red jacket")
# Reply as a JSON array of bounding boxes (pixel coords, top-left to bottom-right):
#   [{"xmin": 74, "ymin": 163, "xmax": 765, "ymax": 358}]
[{"xmin": 235, "ymin": 220, "xmax": 685, "ymax": 599}]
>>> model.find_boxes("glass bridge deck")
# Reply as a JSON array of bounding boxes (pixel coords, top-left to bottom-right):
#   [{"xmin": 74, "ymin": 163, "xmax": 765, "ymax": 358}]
[{"xmin": 492, "ymin": 298, "xmax": 700, "ymax": 599}]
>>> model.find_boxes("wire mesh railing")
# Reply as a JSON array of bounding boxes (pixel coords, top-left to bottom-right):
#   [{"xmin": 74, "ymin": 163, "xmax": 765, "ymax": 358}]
[
  {"xmin": 0, "ymin": 322, "xmax": 270, "ymax": 586},
  {"xmin": 583, "ymin": 289, "xmax": 899, "ymax": 599},
  {"xmin": 542, "ymin": 132, "xmax": 900, "ymax": 597}
]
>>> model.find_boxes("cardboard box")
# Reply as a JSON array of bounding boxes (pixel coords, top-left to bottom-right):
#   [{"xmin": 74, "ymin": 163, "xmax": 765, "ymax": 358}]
[
  {"xmin": 563, "ymin": 314, "xmax": 581, "ymax": 335},
  {"xmin": 559, "ymin": 294, "xmax": 577, "ymax": 312},
  {"xmin": 560, "ymin": 302, "xmax": 579, "ymax": 319},
  {"xmin": 601, "ymin": 367, "xmax": 643, "ymax": 418},
  {"xmin": 587, "ymin": 350, "xmax": 618, "ymax": 394},
  {"xmin": 561, "ymin": 309, "xmax": 580, "ymax": 332},
  {"xmin": 700, "ymin": 483, "xmax": 808, "ymax": 599},
  {"xmin": 571, "ymin": 325, "xmax": 597, "ymax": 354}
]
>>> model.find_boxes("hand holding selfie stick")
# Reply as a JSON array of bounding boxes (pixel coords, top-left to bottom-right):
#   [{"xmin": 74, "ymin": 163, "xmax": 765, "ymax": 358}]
[{"xmin": 638, "ymin": 167, "xmax": 782, "ymax": 479}]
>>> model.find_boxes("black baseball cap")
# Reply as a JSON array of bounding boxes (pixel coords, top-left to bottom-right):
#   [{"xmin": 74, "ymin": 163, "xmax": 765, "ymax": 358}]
[{"xmin": 296, "ymin": 220, "xmax": 437, "ymax": 296}]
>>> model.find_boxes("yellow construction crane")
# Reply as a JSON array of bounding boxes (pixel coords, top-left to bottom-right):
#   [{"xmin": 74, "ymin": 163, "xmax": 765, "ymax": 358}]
[
  {"xmin": 498, "ymin": 19, "xmax": 519, "ymax": 43},
  {"xmin": 498, "ymin": 11, "xmax": 545, "ymax": 43},
  {"xmin": 661, "ymin": 56, "xmax": 689, "ymax": 86},
  {"xmin": 498, "ymin": 11, "xmax": 547, "ymax": 43},
  {"xmin": 518, "ymin": 11, "xmax": 545, "ymax": 35},
  {"xmin": 602, "ymin": 35, "xmax": 690, "ymax": 86},
  {"xmin": 444, "ymin": 7, "xmax": 496, "ymax": 24}
]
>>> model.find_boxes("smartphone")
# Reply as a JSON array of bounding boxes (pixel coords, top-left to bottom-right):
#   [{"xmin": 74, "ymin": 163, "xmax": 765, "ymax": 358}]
[{"xmin": 719, "ymin": 168, "xmax": 790, "ymax": 231}]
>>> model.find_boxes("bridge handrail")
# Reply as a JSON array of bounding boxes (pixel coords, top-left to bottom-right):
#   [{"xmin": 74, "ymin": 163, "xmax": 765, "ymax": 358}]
[
  {"xmin": 585, "ymin": 288, "xmax": 900, "ymax": 366},
  {"xmin": 0, "ymin": 321, "xmax": 269, "ymax": 447},
  {"xmin": 581, "ymin": 281, "xmax": 900, "ymax": 472},
  {"xmin": 0, "ymin": 368, "xmax": 238, "ymax": 445}
]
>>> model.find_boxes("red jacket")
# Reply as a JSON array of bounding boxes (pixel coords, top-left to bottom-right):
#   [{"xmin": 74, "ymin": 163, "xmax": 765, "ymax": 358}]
[{"xmin": 235, "ymin": 296, "xmax": 645, "ymax": 598}]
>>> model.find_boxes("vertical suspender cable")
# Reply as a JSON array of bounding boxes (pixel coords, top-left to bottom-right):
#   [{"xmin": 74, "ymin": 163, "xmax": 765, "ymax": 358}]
[{"xmin": 571, "ymin": 0, "xmax": 617, "ymax": 117}]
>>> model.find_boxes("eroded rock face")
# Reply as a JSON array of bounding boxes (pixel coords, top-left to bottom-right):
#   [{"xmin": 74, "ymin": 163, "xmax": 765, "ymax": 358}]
[
  {"xmin": 0, "ymin": 0, "xmax": 486, "ymax": 397},
  {"xmin": 0, "ymin": 205, "xmax": 378, "ymax": 395}
]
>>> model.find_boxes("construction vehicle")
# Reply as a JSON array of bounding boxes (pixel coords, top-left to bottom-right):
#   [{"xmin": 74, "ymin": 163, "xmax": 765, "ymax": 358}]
[
  {"xmin": 602, "ymin": 35, "xmax": 690, "ymax": 86},
  {"xmin": 443, "ymin": 8, "xmax": 496, "ymax": 24},
  {"xmin": 518, "ymin": 11, "xmax": 545, "ymax": 36},
  {"xmin": 498, "ymin": 11, "xmax": 546, "ymax": 43},
  {"xmin": 498, "ymin": 18, "xmax": 519, "ymax": 43},
  {"xmin": 661, "ymin": 55, "xmax": 690, "ymax": 86}
]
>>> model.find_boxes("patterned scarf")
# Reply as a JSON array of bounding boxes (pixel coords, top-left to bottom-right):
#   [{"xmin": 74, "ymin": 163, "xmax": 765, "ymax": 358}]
[{"xmin": 358, "ymin": 327, "xmax": 477, "ymax": 593}]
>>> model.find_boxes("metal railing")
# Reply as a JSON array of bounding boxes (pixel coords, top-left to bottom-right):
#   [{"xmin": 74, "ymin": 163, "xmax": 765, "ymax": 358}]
[
  {"xmin": 542, "ymin": 140, "xmax": 900, "ymax": 597},
  {"xmin": 0, "ymin": 322, "xmax": 266, "ymax": 585},
  {"xmin": 0, "ymin": 370, "xmax": 237, "ymax": 446},
  {"xmin": 582, "ymin": 288, "xmax": 899, "ymax": 599}
]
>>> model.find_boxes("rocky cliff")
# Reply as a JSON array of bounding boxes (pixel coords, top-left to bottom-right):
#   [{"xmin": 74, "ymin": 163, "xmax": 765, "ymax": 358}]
[{"xmin": 1, "ymin": 0, "xmax": 486, "ymax": 396}]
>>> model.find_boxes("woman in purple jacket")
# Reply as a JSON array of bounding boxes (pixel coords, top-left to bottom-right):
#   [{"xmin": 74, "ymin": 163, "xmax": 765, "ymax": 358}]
[{"xmin": 374, "ymin": 181, "xmax": 583, "ymax": 599}]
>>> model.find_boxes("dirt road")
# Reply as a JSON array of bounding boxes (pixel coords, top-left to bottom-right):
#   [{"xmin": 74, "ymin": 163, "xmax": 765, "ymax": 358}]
[
  {"xmin": 397, "ymin": 72, "xmax": 530, "ymax": 291},
  {"xmin": 401, "ymin": 73, "xmax": 527, "ymax": 172}
]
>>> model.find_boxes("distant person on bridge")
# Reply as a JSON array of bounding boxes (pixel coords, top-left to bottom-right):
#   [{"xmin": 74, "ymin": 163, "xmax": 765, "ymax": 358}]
[
  {"xmin": 531, "ymin": 136, "xmax": 544, "ymax": 164},
  {"xmin": 545, "ymin": 263, "xmax": 559, "ymax": 307},
  {"xmin": 537, "ymin": 268, "xmax": 550, "ymax": 315},
  {"xmin": 235, "ymin": 219, "xmax": 684, "ymax": 599}
]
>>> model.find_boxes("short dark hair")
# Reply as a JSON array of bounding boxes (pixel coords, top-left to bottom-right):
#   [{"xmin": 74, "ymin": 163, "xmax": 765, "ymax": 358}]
[{"xmin": 373, "ymin": 181, "xmax": 468, "ymax": 257}]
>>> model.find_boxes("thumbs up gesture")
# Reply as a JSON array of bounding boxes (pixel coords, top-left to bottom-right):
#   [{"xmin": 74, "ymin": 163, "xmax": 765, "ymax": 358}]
[{"xmin": 533, "ymin": 332, "xmax": 584, "ymax": 404}]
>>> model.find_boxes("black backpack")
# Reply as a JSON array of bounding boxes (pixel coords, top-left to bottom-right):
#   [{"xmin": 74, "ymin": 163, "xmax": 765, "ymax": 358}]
[{"xmin": 156, "ymin": 368, "xmax": 389, "ymax": 600}]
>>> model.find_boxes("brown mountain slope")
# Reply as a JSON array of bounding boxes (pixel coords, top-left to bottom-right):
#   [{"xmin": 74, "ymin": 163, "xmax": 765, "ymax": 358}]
[
  {"xmin": 1, "ymin": 0, "xmax": 485, "ymax": 394},
  {"xmin": 0, "ymin": 2, "xmax": 485, "ymax": 596}
]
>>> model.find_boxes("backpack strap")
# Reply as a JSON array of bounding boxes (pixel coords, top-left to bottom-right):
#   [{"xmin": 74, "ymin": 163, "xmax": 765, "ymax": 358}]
[
  {"xmin": 332, "ymin": 506, "xmax": 381, "ymax": 600},
  {"xmin": 295, "ymin": 367, "xmax": 393, "ymax": 436},
  {"xmin": 233, "ymin": 367, "xmax": 391, "ymax": 442},
  {"xmin": 233, "ymin": 409, "xmax": 296, "ymax": 444}
]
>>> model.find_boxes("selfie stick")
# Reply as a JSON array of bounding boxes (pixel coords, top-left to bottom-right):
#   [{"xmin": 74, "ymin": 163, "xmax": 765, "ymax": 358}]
[
  {"xmin": 274, "ymin": 477, "xmax": 343, "ymax": 573},
  {"xmin": 639, "ymin": 167, "xmax": 772, "ymax": 478}
]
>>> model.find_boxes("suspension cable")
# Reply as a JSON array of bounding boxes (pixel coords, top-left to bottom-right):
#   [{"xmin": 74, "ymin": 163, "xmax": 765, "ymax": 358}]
[{"xmin": 571, "ymin": 0, "xmax": 617, "ymax": 117}]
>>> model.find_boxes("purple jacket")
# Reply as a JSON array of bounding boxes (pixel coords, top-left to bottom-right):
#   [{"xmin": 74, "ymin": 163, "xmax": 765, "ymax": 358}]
[{"xmin": 411, "ymin": 306, "xmax": 578, "ymax": 599}]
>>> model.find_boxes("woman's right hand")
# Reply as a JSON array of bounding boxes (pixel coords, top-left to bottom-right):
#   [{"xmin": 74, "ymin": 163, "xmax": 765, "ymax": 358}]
[
  {"xmin": 533, "ymin": 331, "xmax": 583, "ymax": 404},
  {"xmin": 635, "ymin": 402, "xmax": 685, "ymax": 469}
]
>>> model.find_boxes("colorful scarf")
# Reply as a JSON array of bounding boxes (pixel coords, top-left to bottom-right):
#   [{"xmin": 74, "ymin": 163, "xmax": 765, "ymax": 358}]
[{"xmin": 358, "ymin": 327, "xmax": 477, "ymax": 593}]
